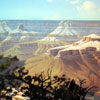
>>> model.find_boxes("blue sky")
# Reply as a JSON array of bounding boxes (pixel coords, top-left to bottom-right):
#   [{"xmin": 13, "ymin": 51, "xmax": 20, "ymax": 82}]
[{"xmin": 0, "ymin": 0, "xmax": 100, "ymax": 20}]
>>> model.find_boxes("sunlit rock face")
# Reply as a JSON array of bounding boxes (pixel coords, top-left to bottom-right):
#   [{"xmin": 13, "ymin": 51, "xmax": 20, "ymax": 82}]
[
  {"xmin": 0, "ymin": 21, "xmax": 11, "ymax": 41},
  {"xmin": 43, "ymin": 34, "xmax": 100, "ymax": 90},
  {"xmin": 0, "ymin": 24, "xmax": 27, "ymax": 52},
  {"xmin": 3, "ymin": 36, "xmax": 68, "ymax": 60},
  {"xmin": 0, "ymin": 24, "xmax": 38, "ymax": 54},
  {"xmin": 49, "ymin": 21, "xmax": 79, "ymax": 36},
  {"xmin": 24, "ymin": 34, "xmax": 100, "ymax": 91},
  {"xmin": 82, "ymin": 34, "xmax": 100, "ymax": 42},
  {"xmin": 25, "ymin": 49, "xmax": 100, "ymax": 91},
  {"xmin": 47, "ymin": 34, "xmax": 100, "ymax": 57}
]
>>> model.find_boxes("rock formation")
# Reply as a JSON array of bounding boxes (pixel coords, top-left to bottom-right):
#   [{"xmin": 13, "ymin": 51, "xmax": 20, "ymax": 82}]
[
  {"xmin": 47, "ymin": 34, "xmax": 100, "ymax": 57},
  {"xmin": 40, "ymin": 34, "xmax": 100, "ymax": 90}
]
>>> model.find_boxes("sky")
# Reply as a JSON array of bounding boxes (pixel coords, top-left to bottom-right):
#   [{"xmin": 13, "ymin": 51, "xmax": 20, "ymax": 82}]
[{"xmin": 0, "ymin": 0, "xmax": 100, "ymax": 20}]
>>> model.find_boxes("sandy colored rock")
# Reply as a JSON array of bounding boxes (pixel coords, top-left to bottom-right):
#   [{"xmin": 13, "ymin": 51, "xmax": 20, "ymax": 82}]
[{"xmin": 94, "ymin": 91, "xmax": 100, "ymax": 97}]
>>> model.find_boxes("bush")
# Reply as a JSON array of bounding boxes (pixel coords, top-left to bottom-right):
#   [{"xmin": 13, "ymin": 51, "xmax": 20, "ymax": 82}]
[
  {"xmin": 0, "ymin": 55, "xmax": 96, "ymax": 100},
  {"xmin": 0, "ymin": 54, "xmax": 3, "ymax": 59}
]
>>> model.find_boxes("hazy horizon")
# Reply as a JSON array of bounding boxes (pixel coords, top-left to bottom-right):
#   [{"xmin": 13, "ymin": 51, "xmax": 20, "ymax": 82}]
[
  {"xmin": 0, "ymin": 20, "xmax": 100, "ymax": 21},
  {"xmin": 0, "ymin": 0, "xmax": 100, "ymax": 20}
]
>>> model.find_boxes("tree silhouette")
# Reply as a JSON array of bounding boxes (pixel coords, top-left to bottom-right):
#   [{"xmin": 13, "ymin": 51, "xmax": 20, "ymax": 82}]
[
  {"xmin": 0, "ymin": 55, "xmax": 19, "ymax": 99},
  {"xmin": 0, "ymin": 55, "xmax": 96, "ymax": 100}
]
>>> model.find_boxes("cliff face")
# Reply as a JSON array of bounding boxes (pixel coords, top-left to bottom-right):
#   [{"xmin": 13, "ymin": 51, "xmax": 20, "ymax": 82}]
[
  {"xmin": 44, "ymin": 34, "xmax": 100, "ymax": 90},
  {"xmin": 23, "ymin": 34, "xmax": 100, "ymax": 90},
  {"xmin": 0, "ymin": 21, "xmax": 12, "ymax": 41},
  {"xmin": 3, "ymin": 36, "xmax": 68, "ymax": 60},
  {"xmin": 25, "ymin": 50, "xmax": 100, "ymax": 91},
  {"xmin": 47, "ymin": 34, "xmax": 100, "ymax": 57},
  {"xmin": 58, "ymin": 47, "xmax": 97, "ymax": 57},
  {"xmin": 82, "ymin": 34, "xmax": 100, "ymax": 42}
]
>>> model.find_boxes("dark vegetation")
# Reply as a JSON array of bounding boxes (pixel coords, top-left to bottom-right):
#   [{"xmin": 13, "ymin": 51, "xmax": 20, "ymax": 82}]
[{"xmin": 0, "ymin": 55, "xmax": 96, "ymax": 100}]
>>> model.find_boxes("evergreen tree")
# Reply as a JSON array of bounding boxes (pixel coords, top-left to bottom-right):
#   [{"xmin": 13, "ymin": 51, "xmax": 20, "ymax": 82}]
[{"xmin": 0, "ymin": 55, "xmax": 96, "ymax": 100}]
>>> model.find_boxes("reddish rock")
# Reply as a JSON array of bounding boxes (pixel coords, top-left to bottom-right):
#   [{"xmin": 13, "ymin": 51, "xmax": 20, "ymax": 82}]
[
  {"xmin": 72, "ymin": 50, "xmax": 79, "ymax": 55},
  {"xmin": 95, "ymin": 51, "xmax": 100, "ymax": 55},
  {"xmin": 94, "ymin": 91, "xmax": 100, "ymax": 97},
  {"xmin": 86, "ymin": 47, "xmax": 96, "ymax": 51},
  {"xmin": 59, "ymin": 50, "xmax": 73, "ymax": 57},
  {"xmin": 81, "ymin": 49, "xmax": 88, "ymax": 54},
  {"xmin": 85, "ymin": 97, "xmax": 94, "ymax": 100},
  {"xmin": 94, "ymin": 91, "xmax": 100, "ymax": 100},
  {"xmin": 92, "ymin": 38, "xmax": 100, "ymax": 42},
  {"xmin": 47, "ymin": 49, "xmax": 61, "ymax": 56}
]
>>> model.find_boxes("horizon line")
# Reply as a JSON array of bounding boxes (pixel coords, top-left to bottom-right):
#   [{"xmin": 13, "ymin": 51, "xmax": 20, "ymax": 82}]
[{"xmin": 0, "ymin": 19, "xmax": 100, "ymax": 21}]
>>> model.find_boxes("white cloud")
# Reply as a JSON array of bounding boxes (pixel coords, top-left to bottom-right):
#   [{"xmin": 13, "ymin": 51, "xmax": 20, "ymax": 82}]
[
  {"xmin": 77, "ymin": 1, "xmax": 96, "ymax": 11},
  {"xmin": 47, "ymin": 0, "xmax": 53, "ymax": 3},
  {"xmin": 76, "ymin": 1, "xmax": 100, "ymax": 20},
  {"xmin": 47, "ymin": 0, "xmax": 80, "ymax": 4},
  {"xmin": 70, "ymin": 0, "xmax": 80, "ymax": 5}
]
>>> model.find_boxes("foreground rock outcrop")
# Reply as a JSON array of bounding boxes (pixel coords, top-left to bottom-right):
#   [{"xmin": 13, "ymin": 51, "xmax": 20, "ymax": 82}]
[{"xmin": 25, "ymin": 34, "xmax": 100, "ymax": 91}]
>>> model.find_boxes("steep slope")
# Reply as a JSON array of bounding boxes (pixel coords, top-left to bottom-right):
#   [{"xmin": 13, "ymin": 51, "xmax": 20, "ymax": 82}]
[
  {"xmin": 0, "ymin": 24, "xmax": 35, "ymax": 52},
  {"xmin": 0, "ymin": 21, "xmax": 11, "ymax": 33},
  {"xmin": 33, "ymin": 36, "xmax": 68, "ymax": 55},
  {"xmin": 25, "ymin": 52, "xmax": 100, "ymax": 90},
  {"xmin": 0, "ymin": 21, "xmax": 11, "ymax": 41},
  {"xmin": 48, "ymin": 21, "xmax": 81, "ymax": 38},
  {"xmin": 4, "ymin": 36, "xmax": 68, "ymax": 60},
  {"xmin": 4, "ymin": 42, "xmax": 38, "ymax": 60},
  {"xmin": 11, "ymin": 24, "xmax": 36, "ymax": 42},
  {"xmin": 0, "ymin": 26, "xmax": 24, "ymax": 52},
  {"xmin": 47, "ymin": 34, "xmax": 100, "ymax": 56},
  {"xmin": 1, "ymin": 24, "xmax": 41, "ymax": 44},
  {"xmin": 25, "ymin": 55, "xmax": 65, "ymax": 76},
  {"xmin": 24, "ymin": 34, "xmax": 100, "ymax": 91},
  {"xmin": 19, "ymin": 31, "xmax": 40, "ymax": 42}
]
